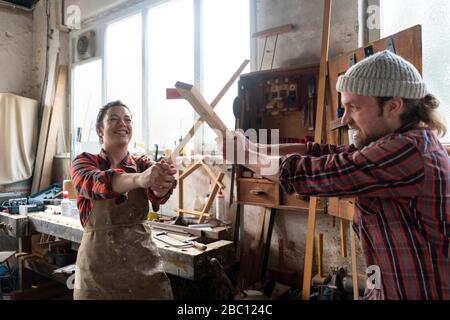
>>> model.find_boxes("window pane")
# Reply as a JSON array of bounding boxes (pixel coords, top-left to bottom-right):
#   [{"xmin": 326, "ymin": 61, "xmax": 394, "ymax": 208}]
[
  {"xmin": 106, "ymin": 13, "xmax": 143, "ymax": 143},
  {"xmin": 73, "ymin": 59, "xmax": 102, "ymax": 155},
  {"xmin": 202, "ymin": 0, "xmax": 250, "ymax": 147},
  {"xmin": 381, "ymin": 0, "xmax": 450, "ymax": 142},
  {"xmin": 148, "ymin": 0, "xmax": 195, "ymax": 151}
]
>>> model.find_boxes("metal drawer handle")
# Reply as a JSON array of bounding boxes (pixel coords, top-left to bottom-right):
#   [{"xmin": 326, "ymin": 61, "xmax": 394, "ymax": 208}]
[{"xmin": 250, "ymin": 190, "xmax": 266, "ymax": 196}]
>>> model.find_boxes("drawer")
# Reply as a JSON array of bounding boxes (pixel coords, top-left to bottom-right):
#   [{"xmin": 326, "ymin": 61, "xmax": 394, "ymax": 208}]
[
  {"xmin": 280, "ymin": 192, "xmax": 325, "ymax": 211},
  {"xmin": 238, "ymin": 179, "xmax": 277, "ymax": 207},
  {"xmin": 0, "ymin": 212, "xmax": 28, "ymax": 237}
]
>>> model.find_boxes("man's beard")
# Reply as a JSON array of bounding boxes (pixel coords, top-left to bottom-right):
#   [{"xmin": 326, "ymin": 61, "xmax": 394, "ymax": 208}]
[{"xmin": 353, "ymin": 131, "xmax": 386, "ymax": 149}]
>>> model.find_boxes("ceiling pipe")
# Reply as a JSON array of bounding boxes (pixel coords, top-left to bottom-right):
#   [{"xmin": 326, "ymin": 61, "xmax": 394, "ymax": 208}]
[
  {"xmin": 358, "ymin": 0, "xmax": 369, "ymax": 47},
  {"xmin": 0, "ymin": 0, "xmax": 35, "ymax": 12}
]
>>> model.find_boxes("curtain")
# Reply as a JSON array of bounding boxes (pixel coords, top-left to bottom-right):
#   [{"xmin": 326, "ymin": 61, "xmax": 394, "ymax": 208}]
[{"xmin": 0, "ymin": 93, "xmax": 38, "ymax": 184}]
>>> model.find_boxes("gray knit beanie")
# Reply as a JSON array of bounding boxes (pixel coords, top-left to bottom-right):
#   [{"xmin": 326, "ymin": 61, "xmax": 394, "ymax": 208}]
[{"xmin": 336, "ymin": 50, "xmax": 427, "ymax": 99}]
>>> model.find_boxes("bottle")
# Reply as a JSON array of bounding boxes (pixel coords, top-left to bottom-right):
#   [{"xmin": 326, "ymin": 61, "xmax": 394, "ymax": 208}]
[
  {"xmin": 61, "ymin": 191, "xmax": 71, "ymax": 217},
  {"xmin": 193, "ymin": 195, "xmax": 204, "ymax": 211},
  {"xmin": 215, "ymin": 190, "xmax": 225, "ymax": 222},
  {"xmin": 204, "ymin": 193, "xmax": 215, "ymax": 217}
]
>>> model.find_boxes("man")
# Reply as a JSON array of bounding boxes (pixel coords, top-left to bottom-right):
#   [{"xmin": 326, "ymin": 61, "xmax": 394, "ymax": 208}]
[{"xmin": 232, "ymin": 50, "xmax": 449, "ymax": 300}]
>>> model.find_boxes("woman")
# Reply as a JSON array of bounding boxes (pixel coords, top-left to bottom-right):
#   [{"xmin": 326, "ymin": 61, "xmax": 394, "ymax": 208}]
[{"xmin": 70, "ymin": 100, "xmax": 177, "ymax": 300}]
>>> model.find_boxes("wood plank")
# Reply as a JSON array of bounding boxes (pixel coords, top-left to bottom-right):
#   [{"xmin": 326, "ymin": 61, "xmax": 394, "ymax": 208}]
[
  {"xmin": 38, "ymin": 66, "xmax": 68, "ymax": 191},
  {"xmin": 31, "ymin": 55, "xmax": 60, "ymax": 193},
  {"xmin": 31, "ymin": 106, "xmax": 52, "ymax": 193},
  {"xmin": 200, "ymin": 161, "xmax": 225, "ymax": 189},
  {"xmin": 350, "ymin": 226, "xmax": 359, "ymax": 300},
  {"xmin": 302, "ymin": 0, "xmax": 332, "ymax": 300},
  {"xmin": 179, "ymin": 163, "xmax": 202, "ymax": 180},
  {"xmin": 173, "ymin": 208, "xmax": 209, "ymax": 218},
  {"xmin": 200, "ymin": 172, "xmax": 225, "ymax": 224},
  {"xmin": 252, "ymin": 24, "xmax": 294, "ymax": 38},
  {"xmin": 175, "ymin": 82, "xmax": 230, "ymax": 134},
  {"xmin": 340, "ymin": 218, "xmax": 347, "ymax": 257},
  {"xmin": 173, "ymin": 60, "xmax": 249, "ymax": 157},
  {"xmin": 178, "ymin": 170, "xmax": 183, "ymax": 217}
]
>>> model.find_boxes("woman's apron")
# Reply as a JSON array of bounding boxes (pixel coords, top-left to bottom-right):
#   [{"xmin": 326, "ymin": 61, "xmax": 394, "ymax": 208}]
[{"xmin": 74, "ymin": 189, "xmax": 173, "ymax": 300}]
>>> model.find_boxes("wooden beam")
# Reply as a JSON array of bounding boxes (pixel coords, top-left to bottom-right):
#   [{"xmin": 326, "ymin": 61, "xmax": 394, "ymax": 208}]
[
  {"xmin": 200, "ymin": 161, "xmax": 225, "ymax": 190},
  {"xmin": 252, "ymin": 24, "xmax": 294, "ymax": 39},
  {"xmin": 340, "ymin": 218, "xmax": 347, "ymax": 257},
  {"xmin": 173, "ymin": 60, "xmax": 249, "ymax": 157},
  {"xmin": 350, "ymin": 226, "xmax": 359, "ymax": 300},
  {"xmin": 38, "ymin": 66, "xmax": 68, "ymax": 190},
  {"xmin": 173, "ymin": 208, "xmax": 209, "ymax": 218},
  {"xmin": 178, "ymin": 170, "xmax": 183, "ymax": 217},
  {"xmin": 302, "ymin": 0, "xmax": 332, "ymax": 300},
  {"xmin": 175, "ymin": 82, "xmax": 229, "ymax": 134},
  {"xmin": 200, "ymin": 172, "xmax": 225, "ymax": 224},
  {"xmin": 178, "ymin": 163, "xmax": 202, "ymax": 180}
]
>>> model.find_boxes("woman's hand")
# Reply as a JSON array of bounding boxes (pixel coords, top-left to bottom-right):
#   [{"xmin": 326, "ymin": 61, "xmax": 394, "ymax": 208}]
[
  {"xmin": 137, "ymin": 160, "xmax": 177, "ymax": 192},
  {"xmin": 153, "ymin": 160, "xmax": 178, "ymax": 198}
]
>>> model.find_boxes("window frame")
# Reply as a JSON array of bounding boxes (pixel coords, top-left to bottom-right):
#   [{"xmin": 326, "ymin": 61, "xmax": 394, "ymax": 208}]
[{"xmin": 70, "ymin": 0, "xmax": 256, "ymax": 158}]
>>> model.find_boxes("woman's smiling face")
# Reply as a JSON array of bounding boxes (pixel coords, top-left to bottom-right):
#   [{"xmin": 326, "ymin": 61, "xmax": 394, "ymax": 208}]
[{"xmin": 97, "ymin": 106, "xmax": 133, "ymax": 148}]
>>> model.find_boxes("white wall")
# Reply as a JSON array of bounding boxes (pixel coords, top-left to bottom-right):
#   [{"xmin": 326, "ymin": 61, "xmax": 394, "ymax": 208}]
[{"xmin": 0, "ymin": 7, "xmax": 34, "ymax": 98}]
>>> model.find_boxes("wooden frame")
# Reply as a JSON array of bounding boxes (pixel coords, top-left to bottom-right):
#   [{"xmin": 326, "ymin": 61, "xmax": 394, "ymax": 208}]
[{"xmin": 174, "ymin": 160, "xmax": 225, "ymax": 224}]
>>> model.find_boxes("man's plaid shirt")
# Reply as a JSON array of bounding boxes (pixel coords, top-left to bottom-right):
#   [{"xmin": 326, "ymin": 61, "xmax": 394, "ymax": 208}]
[{"xmin": 279, "ymin": 128, "xmax": 449, "ymax": 300}]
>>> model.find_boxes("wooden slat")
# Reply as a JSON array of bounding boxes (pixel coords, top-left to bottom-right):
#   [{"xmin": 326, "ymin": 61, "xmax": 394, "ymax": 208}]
[
  {"xmin": 252, "ymin": 24, "xmax": 294, "ymax": 38},
  {"xmin": 178, "ymin": 170, "xmax": 183, "ymax": 217},
  {"xmin": 173, "ymin": 59, "xmax": 249, "ymax": 157},
  {"xmin": 173, "ymin": 208, "xmax": 209, "ymax": 218},
  {"xmin": 317, "ymin": 233, "xmax": 324, "ymax": 277},
  {"xmin": 302, "ymin": 0, "xmax": 332, "ymax": 300},
  {"xmin": 31, "ymin": 55, "xmax": 60, "ymax": 193},
  {"xmin": 200, "ymin": 172, "xmax": 225, "ymax": 224},
  {"xmin": 350, "ymin": 226, "xmax": 359, "ymax": 300},
  {"xmin": 175, "ymin": 82, "xmax": 229, "ymax": 133},
  {"xmin": 178, "ymin": 163, "xmax": 202, "ymax": 180},
  {"xmin": 200, "ymin": 161, "xmax": 225, "ymax": 189},
  {"xmin": 340, "ymin": 218, "xmax": 347, "ymax": 257},
  {"xmin": 31, "ymin": 106, "xmax": 52, "ymax": 193},
  {"xmin": 38, "ymin": 66, "xmax": 68, "ymax": 191}
]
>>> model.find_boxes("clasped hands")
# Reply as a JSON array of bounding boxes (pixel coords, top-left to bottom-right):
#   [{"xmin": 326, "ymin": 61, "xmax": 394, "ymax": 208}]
[{"xmin": 138, "ymin": 160, "xmax": 177, "ymax": 198}]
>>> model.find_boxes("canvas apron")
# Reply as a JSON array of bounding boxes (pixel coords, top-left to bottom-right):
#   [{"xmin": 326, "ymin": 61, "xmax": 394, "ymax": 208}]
[{"xmin": 74, "ymin": 189, "xmax": 173, "ymax": 300}]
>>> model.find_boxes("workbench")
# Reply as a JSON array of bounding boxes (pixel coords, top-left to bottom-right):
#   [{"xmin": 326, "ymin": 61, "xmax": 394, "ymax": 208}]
[{"xmin": 0, "ymin": 211, "xmax": 235, "ymax": 294}]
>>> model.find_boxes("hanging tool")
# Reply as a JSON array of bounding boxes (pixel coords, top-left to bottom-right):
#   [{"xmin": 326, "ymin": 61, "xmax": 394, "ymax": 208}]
[
  {"xmin": 153, "ymin": 232, "xmax": 207, "ymax": 251},
  {"xmin": 153, "ymin": 144, "xmax": 159, "ymax": 162},
  {"xmin": 307, "ymin": 76, "xmax": 316, "ymax": 131},
  {"xmin": 229, "ymin": 97, "xmax": 240, "ymax": 208}
]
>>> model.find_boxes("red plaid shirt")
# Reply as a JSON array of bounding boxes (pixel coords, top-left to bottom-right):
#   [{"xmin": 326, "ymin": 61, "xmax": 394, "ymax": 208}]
[
  {"xmin": 279, "ymin": 128, "xmax": 450, "ymax": 300},
  {"xmin": 71, "ymin": 149, "xmax": 175, "ymax": 227}
]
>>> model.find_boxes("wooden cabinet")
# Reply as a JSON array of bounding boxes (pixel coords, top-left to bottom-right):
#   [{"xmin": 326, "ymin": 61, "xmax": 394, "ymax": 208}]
[{"xmin": 236, "ymin": 64, "xmax": 325, "ymax": 213}]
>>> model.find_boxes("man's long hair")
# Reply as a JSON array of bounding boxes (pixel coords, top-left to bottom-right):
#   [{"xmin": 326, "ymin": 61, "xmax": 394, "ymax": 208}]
[{"xmin": 377, "ymin": 94, "xmax": 447, "ymax": 137}]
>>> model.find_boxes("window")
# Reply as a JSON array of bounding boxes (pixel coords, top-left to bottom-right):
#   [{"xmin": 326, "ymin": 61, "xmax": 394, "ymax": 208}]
[
  {"xmin": 106, "ymin": 13, "xmax": 143, "ymax": 144},
  {"xmin": 72, "ymin": 59, "xmax": 102, "ymax": 155},
  {"xmin": 381, "ymin": 0, "xmax": 450, "ymax": 142},
  {"xmin": 202, "ymin": 0, "xmax": 251, "ymax": 146},
  {"xmin": 72, "ymin": 0, "xmax": 251, "ymax": 155},
  {"xmin": 147, "ymin": 0, "xmax": 195, "ymax": 151}
]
